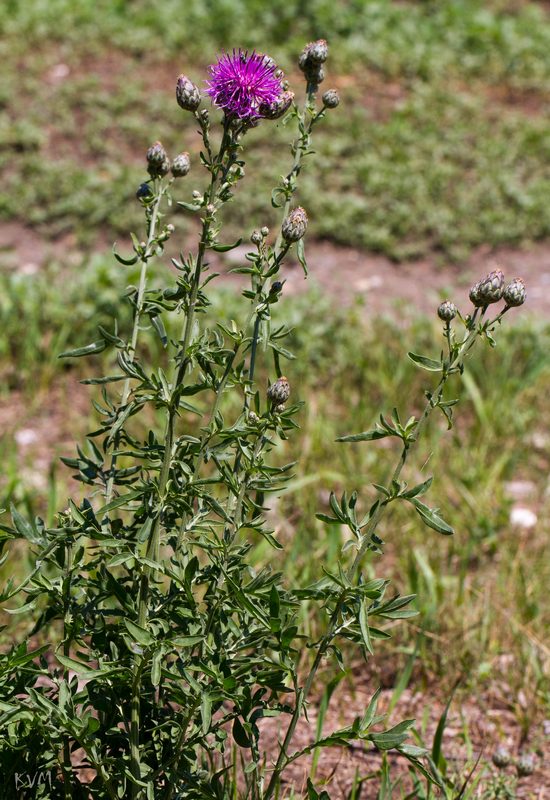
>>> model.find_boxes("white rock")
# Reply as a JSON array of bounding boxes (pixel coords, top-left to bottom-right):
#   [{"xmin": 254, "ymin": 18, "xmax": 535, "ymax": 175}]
[
  {"xmin": 15, "ymin": 428, "xmax": 38, "ymax": 447},
  {"xmin": 510, "ymin": 506, "xmax": 537, "ymax": 529}
]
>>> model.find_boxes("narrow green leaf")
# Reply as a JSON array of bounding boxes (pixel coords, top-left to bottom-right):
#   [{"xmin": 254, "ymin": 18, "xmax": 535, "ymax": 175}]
[
  {"xmin": 407, "ymin": 352, "xmax": 442, "ymax": 372},
  {"xmin": 124, "ymin": 619, "xmax": 154, "ymax": 647},
  {"xmin": 59, "ymin": 340, "xmax": 106, "ymax": 359}
]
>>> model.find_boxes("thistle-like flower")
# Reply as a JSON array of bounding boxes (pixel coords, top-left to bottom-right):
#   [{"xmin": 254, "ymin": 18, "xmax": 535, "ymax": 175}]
[
  {"xmin": 205, "ymin": 50, "xmax": 283, "ymax": 119},
  {"xmin": 171, "ymin": 152, "xmax": 191, "ymax": 178},
  {"xmin": 267, "ymin": 376, "xmax": 290, "ymax": 407},
  {"xmin": 281, "ymin": 207, "xmax": 308, "ymax": 243},
  {"xmin": 503, "ymin": 278, "xmax": 526, "ymax": 307},
  {"xmin": 176, "ymin": 75, "xmax": 201, "ymax": 112},
  {"xmin": 437, "ymin": 300, "xmax": 457, "ymax": 322}
]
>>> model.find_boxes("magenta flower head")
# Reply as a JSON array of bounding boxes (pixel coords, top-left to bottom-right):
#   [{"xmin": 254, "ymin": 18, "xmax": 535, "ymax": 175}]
[{"xmin": 205, "ymin": 49, "xmax": 283, "ymax": 120}]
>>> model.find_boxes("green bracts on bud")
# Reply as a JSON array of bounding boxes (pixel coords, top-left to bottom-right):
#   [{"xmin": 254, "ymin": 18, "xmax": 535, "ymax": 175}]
[
  {"xmin": 176, "ymin": 74, "xmax": 201, "ymax": 112},
  {"xmin": 259, "ymin": 90, "xmax": 295, "ymax": 120},
  {"xmin": 437, "ymin": 300, "xmax": 457, "ymax": 322},
  {"xmin": 503, "ymin": 277, "xmax": 526, "ymax": 307},
  {"xmin": 281, "ymin": 207, "xmax": 308, "ymax": 243},
  {"xmin": 322, "ymin": 89, "xmax": 340, "ymax": 109},
  {"xmin": 171, "ymin": 152, "xmax": 191, "ymax": 178}
]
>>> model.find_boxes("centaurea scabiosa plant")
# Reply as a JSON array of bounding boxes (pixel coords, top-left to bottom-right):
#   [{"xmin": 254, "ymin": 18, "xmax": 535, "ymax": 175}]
[{"xmin": 0, "ymin": 42, "xmax": 526, "ymax": 800}]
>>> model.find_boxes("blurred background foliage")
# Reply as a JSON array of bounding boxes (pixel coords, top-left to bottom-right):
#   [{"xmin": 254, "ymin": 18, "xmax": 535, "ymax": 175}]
[{"xmin": 1, "ymin": 0, "xmax": 550, "ymax": 258}]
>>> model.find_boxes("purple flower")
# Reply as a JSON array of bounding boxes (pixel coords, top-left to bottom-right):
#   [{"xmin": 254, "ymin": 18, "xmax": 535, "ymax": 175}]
[{"xmin": 205, "ymin": 49, "xmax": 283, "ymax": 119}]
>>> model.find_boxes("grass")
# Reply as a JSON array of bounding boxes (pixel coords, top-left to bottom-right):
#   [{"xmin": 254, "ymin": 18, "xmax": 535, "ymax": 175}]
[{"xmin": 1, "ymin": 1, "xmax": 550, "ymax": 259}]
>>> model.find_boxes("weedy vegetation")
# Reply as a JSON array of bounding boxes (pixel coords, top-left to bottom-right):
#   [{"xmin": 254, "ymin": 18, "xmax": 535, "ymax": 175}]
[{"xmin": 0, "ymin": 32, "xmax": 545, "ymax": 800}]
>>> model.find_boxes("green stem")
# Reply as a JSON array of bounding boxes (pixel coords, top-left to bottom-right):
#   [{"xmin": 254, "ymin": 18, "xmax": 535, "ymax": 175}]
[
  {"xmin": 104, "ymin": 185, "xmax": 165, "ymax": 508},
  {"xmin": 129, "ymin": 123, "xmax": 232, "ymax": 798},
  {"xmin": 60, "ymin": 541, "xmax": 73, "ymax": 799},
  {"xmin": 264, "ymin": 312, "xmax": 486, "ymax": 799}
]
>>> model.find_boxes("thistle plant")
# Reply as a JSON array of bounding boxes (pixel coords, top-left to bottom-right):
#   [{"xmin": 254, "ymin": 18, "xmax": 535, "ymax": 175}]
[{"xmin": 0, "ymin": 42, "xmax": 526, "ymax": 800}]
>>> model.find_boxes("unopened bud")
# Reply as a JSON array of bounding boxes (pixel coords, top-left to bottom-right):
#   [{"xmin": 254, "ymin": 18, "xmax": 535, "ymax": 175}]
[
  {"xmin": 270, "ymin": 281, "xmax": 283, "ymax": 295},
  {"xmin": 437, "ymin": 300, "xmax": 457, "ymax": 322},
  {"xmin": 492, "ymin": 747, "xmax": 512, "ymax": 769},
  {"xmin": 146, "ymin": 142, "xmax": 170, "ymax": 177},
  {"xmin": 260, "ymin": 226, "xmax": 269, "ymax": 237},
  {"xmin": 192, "ymin": 190, "xmax": 202, "ymax": 200},
  {"xmin": 251, "ymin": 230, "xmax": 263, "ymax": 245},
  {"xmin": 146, "ymin": 141, "xmax": 166, "ymax": 167},
  {"xmin": 503, "ymin": 278, "xmax": 526, "ymax": 307},
  {"xmin": 322, "ymin": 89, "xmax": 340, "ymax": 109},
  {"xmin": 478, "ymin": 268, "xmax": 505, "ymax": 305},
  {"xmin": 299, "ymin": 40, "xmax": 328, "ymax": 87},
  {"xmin": 281, "ymin": 207, "xmax": 308, "ymax": 243},
  {"xmin": 267, "ymin": 376, "xmax": 290, "ymax": 406},
  {"xmin": 171, "ymin": 152, "xmax": 191, "ymax": 178},
  {"xmin": 176, "ymin": 75, "xmax": 201, "ymax": 112},
  {"xmin": 259, "ymin": 90, "xmax": 295, "ymax": 120},
  {"xmin": 300, "ymin": 39, "xmax": 328, "ymax": 66},
  {"xmin": 248, "ymin": 411, "xmax": 259, "ymax": 424},
  {"xmin": 469, "ymin": 280, "xmax": 483, "ymax": 307},
  {"xmin": 516, "ymin": 754, "xmax": 536, "ymax": 777}
]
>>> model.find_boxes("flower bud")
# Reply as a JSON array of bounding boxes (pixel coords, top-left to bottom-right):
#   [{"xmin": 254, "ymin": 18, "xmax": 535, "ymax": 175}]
[
  {"xmin": 437, "ymin": 300, "xmax": 457, "ymax": 322},
  {"xmin": 478, "ymin": 268, "xmax": 505, "ymax": 305},
  {"xmin": 503, "ymin": 278, "xmax": 526, "ymax": 307},
  {"xmin": 300, "ymin": 39, "xmax": 328, "ymax": 66},
  {"xmin": 270, "ymin": 281, "xmax": 283, "ymax": 295},
  {"xmin": 146, "ymin": 141, "xmax": 170, "ymax": 177},
  {"xmin": 281, "ymin": 207, "xmax": 308, "ymax": 243},
  {"xmin": 176, "ymin": 74, "xmax": 201, "ymax": 112},
  {"xmin": 267, "ymin": 376, "xmax": 290, "ymax": 406},
  {"xmin": 171, "ymin": 152, "xmax": 191, "ymax": 178},
  {"xmin": 469, "ymin": 280, "xmax": 483, "ymax": 307},
  {"xmin": 322, "ymin": 89, "xmax": 340, "ymax": 109},
  {"xmin": 251, "ymin": 230, "xmax": 263, "ymax": 245},
  {"xmin": 492, "ymin": 747, "xmax": 512, "ymax": 769},
  {"xmin": 298, "ymin": 40, "xmax": 328, "ymax": 87},
  {"xmin": 260, "ymin": 226, "xmax": 269, "ymax": 237},
  {"xmin": 516, "ymin": 754, "xmax": 536, "ymax": 777},
  {"xmin": 258, "ymin": 90, "xmax": 295, "ymax": 120}
]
